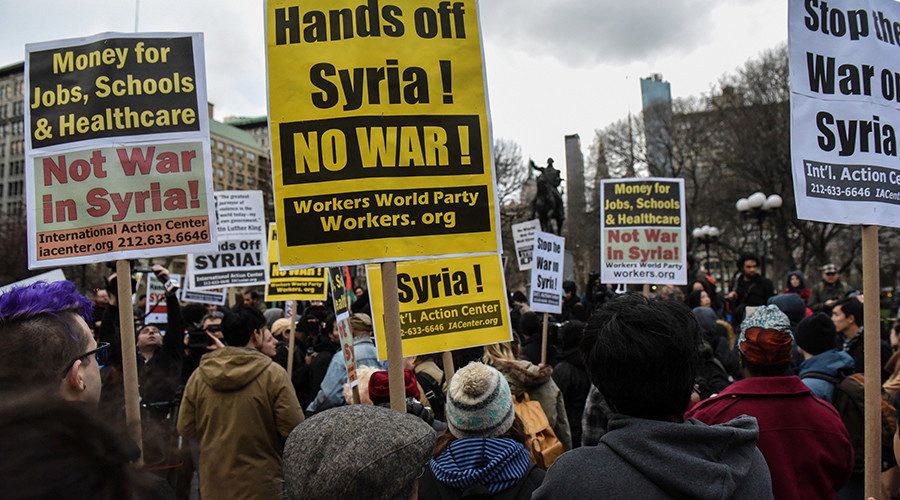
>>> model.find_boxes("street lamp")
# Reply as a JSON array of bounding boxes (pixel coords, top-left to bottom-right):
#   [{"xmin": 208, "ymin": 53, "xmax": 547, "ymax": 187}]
[
  {"xmin": 735, "ymin": 192, "xmax": 783, "ymax": 276},
  {"xmin": 692, "ymin": 225, "xmax": 720, "ymax": 278}
]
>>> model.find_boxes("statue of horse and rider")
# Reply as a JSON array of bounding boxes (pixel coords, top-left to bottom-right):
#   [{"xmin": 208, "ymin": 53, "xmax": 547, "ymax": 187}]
[{"xmin": 530, "ymin": 158, "xmax": 564, "ymax": 235}]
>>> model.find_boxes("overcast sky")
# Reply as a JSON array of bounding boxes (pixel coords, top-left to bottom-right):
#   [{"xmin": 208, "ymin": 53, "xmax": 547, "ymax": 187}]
[{"xmin": 0, "ymin": 0, "xmax": 786, "ymax": 167}]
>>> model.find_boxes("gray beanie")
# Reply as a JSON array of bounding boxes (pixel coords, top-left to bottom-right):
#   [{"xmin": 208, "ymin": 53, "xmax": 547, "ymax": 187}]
[
  {"xmin": 283, "ymin": 405, "xmax": 435, "ymax": 500},
  {"xmin": 445, "ymin": 362, "xmax": 515, "ymax": 439}
]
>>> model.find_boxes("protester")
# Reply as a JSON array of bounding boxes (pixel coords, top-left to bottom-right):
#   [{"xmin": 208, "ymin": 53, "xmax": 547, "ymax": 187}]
[
  {"xmin": 783, "ymin": 270, "xmax": 811, "ymax": 305},
  {"xmin": 412, "ymin": 352, "xmax": 448, "ymax": 421},
  {"xmin": 243, "ymin": 290, "xmax": 266, "ymax": 313},
  {"xmin": 91, "ymin": 287, "xmax": 109, "ymax": 331},
  {"xmin": 810, "ymin": 263, "xmax": 853, "ymax": 314},
  {"xmin": 884, "ymin": 321, "xmax": 900, "ymax": 398},
  {"xmin": 687, "ymin": 288, "xmax": 713, "ymax": 310},
  {"xmin": 306, "ymin": 313, "xmax": 382, "ymax": 413},
  {"xmin": 368, "ymin": 369, "xmax": 443, "ymax": 431},
  {"xmin": 263, "ymin": 307, "xmax": 284, "ymax": 330},
  {"xmin": 686, "ymin": 305, "xmax": 853, "ymax": 499},
  {"xmin": 726, "ymin": 253, "xmax": 775, "ymax": 328},
  {"xmin": 0, "ymin": 391, "xmax": 173, "ymax": 500},
  {"xmin": 535, "ymin": 293, "xmax": 772, "ymax": 499},
  {"xmin": 551, "ymin": 320, "xmax": 590, "ymax": 448},
  {"xmin": 351, "ymin": 286, "xmax": 371, "ymax": 314},
  {"xmin": 795, "ymin": 313, "xmax": 855, "ymax": 403},
  {"xmin": 508, "ymin": 290, "xmax": 530, "ymax": 336},
  {"xmin": 833, "ymin": 296, "xmax": 892, "ymax": 382},
  {"xmin": 484, "ymin": 341, "xmax": 572, "ymax": 451},
  {"xmin": 306, "ymin": 313, "xmax": 340, "ymax": 406},
  {"xmin": 0, "ymin": 280, "xmax": 101, "ymax": 402},
  {"xmin": 178, "ymin": 305, "xmax": 304, "ymax": 500},
  {"xmin": 283, "ymin": 404, "xmax": 435, "ymax": 500},
  {"xmin": 561, "ymin": 281, "xmax": 579, "ymax": 321},
  {"xmin": 417, "ymin": 362, "xmax": 545, "ymax": 498},
  {"xmin": 692, "ymin": 306, "xmax": 735, "ymax": 398},
  {"xmin": 517, "ymin": 311, "xmax": 553, "ymax": 365}
]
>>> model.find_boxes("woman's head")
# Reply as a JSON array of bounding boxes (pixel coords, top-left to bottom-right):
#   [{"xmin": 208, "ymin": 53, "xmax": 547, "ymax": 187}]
[{"xmin": 444, "ymin": 362, "xmax": 515, "ymax": 439}]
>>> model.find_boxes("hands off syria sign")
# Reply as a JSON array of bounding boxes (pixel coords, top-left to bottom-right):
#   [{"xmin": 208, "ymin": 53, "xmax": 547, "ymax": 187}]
[
  {"xmin": 266, "ymin": 0, "xmax": 501, "ymax": 268},
  {"xmin": 789, "ymin": 0, "xmax": 900, "ymax": 227}
]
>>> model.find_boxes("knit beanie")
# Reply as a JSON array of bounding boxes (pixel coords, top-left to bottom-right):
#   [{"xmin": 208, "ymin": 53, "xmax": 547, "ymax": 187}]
[
  {"xmin": 767, "ymin": 293, "xmax": 806, "ymax": 327},
  {"xmin": 368, "ymin": 369, "xmax": 420, "ymax": 404},
  {"xmin": 270, "ymin": 318, "xmax": 291, "ymax": 339},
  {"xmin": 445, "ymin": 362, "xmax": 515, "ymax": 438},
  {"xmin": 349, "ymin": 313, "xmax": 373, "ymax": 332},
  {"xmin": 794, "ymin": 313, "xmax": 838, "ymax": 356},
  {"xmin": 739, "ymin": 305, "xmax": 794, "ymax": 366},
  {"xmin": 518, "ymin": 312, "xmax": 541, "ymax": 338}
]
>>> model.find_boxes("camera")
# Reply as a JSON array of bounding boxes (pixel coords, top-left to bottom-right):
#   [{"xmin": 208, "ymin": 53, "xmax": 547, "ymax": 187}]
[{"xmin": 187, "ymin": 324, "xmax": 223, "ymax": 355}]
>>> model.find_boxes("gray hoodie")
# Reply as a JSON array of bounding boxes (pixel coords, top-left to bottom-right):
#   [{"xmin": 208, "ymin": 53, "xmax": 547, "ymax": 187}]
[{"xmin": 533, "ymin": 414, "xmax": 773, "ymax": 500}]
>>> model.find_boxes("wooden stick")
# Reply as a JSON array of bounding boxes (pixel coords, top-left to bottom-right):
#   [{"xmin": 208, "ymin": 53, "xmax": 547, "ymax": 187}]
[
  {"xmin": 540, "ymin": 312, "xmax": 549, "ymax": 365},
  {"xmin": 442, "ymin": 351, "xmax": 455, "ymax": 383},
  {"xmin": 862, "ymin": 225, "xmax": 881, "ymax": 500},
  {"xmin": 380, "ymin": 262, "xmax": 405, "ymax": 412},
  {"xmin": 286, "ymin": 300, "xmax": 298, "ymax": 382},
  {"xmin": 116, "ymin": 259, "xmax": 143, "ymax": 464},
  {"xmin": 642, "ymin": 283, "xmax": 650, "ymax": 297}
]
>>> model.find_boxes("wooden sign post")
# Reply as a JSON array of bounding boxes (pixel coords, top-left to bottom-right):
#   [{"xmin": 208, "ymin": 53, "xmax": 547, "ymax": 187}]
[
  {"xmin": 116, "ymin": 259, "xmax": 143, "ymax": 463},
  {"xmin": 540, "ymin": 313, "xmax": 550, "ymax": 365},
  {"xmin": 380, "ymin": 262, "xmax": 406, "ymax": 412},
  {"xmin": 285, "ymin": 300, "xmax": 298, "ymax": 384},
  {"xmin": 862, "ymin": 226, "xmax": 881, "ymax": 499},
  {"xmin": 442, "ymin": 351, "xmax": 455, "ymax": 382}
]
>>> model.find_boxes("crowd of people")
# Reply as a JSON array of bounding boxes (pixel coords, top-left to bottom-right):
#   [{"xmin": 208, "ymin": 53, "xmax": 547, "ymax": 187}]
[{"xmin": 0, "ymin": 254, "xmax": 898, "ymax": 499}]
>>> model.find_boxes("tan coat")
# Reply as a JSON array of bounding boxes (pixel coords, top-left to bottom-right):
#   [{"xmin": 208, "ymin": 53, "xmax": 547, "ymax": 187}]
[{"xmin": 178, "ymin": 347, "xmax": 304, "ymax": 500}]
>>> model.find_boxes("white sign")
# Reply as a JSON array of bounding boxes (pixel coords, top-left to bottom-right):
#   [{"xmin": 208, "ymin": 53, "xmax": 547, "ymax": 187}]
[
  {"xmin": 180, "ymin": 286, "xmax": 226, "ymax": 306},
  {"xmin": 145, "ymin": 273, "xmax": 182, "ymax": 324},
  {"xmin": 528, "ymin": 231, "xmax": 565, "ymax": 314},
  {"xmin": 0, "ymin": 269, "xmax": 66, "ymax": 294},
  {"xmin": 789, "ymin": 0, "xmax": 900, "ymax": 227},
  {"xmin": 512, "ymin": 219, "xmax": 541, "ymax": 271},
  {"xmin": 187, "ymin": 191, "xmax": 267, "ymax": 289},
  {"xmin": 599, "ymin": 178, "xmax": 687, "ymax": 285}
]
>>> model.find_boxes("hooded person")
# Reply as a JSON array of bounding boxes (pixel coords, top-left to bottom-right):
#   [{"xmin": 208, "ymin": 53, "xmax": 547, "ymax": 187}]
[
  {"xmin": 283, "ymin": 404, "xmax": 435, "ymax": 500},
  {"xmin": 783, "ymin": 271, "xmax": 811, "ymax": 305},
  {"xmin": 534, "ymin": 293, "xmax": 773, "ymax": 500},
  {"xmin": 686, "ymin": 305, "xmax": 853, "ymax": 500},
  {"xmin": 418, "ymin": 362, "xmax": 546, "ymax": 499},
  {"xmin": 551, "ymin": 321, "xmax": 590, "ymax": 448},
  {"xmin": 484, "ymin": 342, "xmax": 573, "ymax": 451},
  {"xmin": 692, "ymin": 306, "xmax": 734, "ymax": 398}
]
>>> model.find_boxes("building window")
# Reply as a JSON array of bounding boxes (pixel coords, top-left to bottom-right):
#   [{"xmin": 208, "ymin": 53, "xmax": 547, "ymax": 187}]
[
  {"xmin": 236, "ymin": 148, "xmax": 244, "ymax": 157},
  {"xmin": 217, "ymin": 154, "xmax": 224, "ymax": 164},
  {"xmin": 248, "ymin": 152, "xmax": 255, "ymax": 161},
  {"xmin": 227, "ymin": 172, "xmax": 233, "ymax": 182},
  {"xmin": 217, "ymin": 168, "xmax": 225, "ymax": 179},
  {"xmin": 247, "ymin": 177, "xmax": 256, "ymax": 187},
  {"xmin": 215, "ymin": 182, "xmax": 224, "ymax": 190},
  {"xmin": 227, "ymin": 158, "xmax": 233, "ymax": 167},
  {"xmin": 226, "ymin": 144, "xmax": 233, "ymax": 153},
  {"xmin": 235, "ymin": 174, "xmax": 244, "ymax": 184},
  {"xmin": 235, "ymin": 161, "xmax": 243, "ymax": 171},
  {"xmin": 217, "ymin": 141, "xmax": 224, "ymax": 150}
]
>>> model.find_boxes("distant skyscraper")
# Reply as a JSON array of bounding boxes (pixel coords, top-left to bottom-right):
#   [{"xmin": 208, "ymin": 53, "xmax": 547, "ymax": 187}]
[{"xmin": 640, "ymin": 74, "xmax": 673, "ymax": 177}]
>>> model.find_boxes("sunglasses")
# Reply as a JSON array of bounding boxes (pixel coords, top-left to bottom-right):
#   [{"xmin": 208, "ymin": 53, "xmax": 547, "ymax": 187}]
[
  {"xmin": 60, "ymin": 342, "xmax": 111, "ymax": 378},
  {"xmin": 825, "ymin": 272, "xmax": 837, "ymax": 276}
]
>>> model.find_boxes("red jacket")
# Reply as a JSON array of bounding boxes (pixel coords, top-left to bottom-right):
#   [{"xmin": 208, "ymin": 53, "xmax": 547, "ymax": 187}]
[{"xmin": 685, "ymin": 376, "xmax": 852, "ymax": 500}]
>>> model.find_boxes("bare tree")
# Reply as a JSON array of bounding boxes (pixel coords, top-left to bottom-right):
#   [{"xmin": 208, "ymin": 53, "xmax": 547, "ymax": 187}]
[{"xmin": 493, "ymin": 138, "xmax": 528, "ymax": 206}]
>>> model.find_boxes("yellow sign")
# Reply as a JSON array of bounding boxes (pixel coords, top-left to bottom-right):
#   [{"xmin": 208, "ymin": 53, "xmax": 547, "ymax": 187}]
[
  {"xmin": 265, "ymin": 223, "xmax": 327, "ymax": 300},
  {"xmin": 265, "ymin": 0, "xmax": 500, "ymax": 268},
  {"xmin": 367, "ymin": 254, "xmax": 511, "ymax": 360}
]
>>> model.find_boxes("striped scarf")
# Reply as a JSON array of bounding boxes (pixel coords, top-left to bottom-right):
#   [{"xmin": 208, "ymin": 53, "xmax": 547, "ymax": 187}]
[{"xmin": 430, "ymin": 438, "xmax": 531, "ymax": 494}]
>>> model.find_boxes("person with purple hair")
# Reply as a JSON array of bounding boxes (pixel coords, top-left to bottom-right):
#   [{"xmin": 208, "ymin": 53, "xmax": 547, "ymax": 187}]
[{"xmin": 0, "ymin": 280, "xmax": 107, "ymax": 403}]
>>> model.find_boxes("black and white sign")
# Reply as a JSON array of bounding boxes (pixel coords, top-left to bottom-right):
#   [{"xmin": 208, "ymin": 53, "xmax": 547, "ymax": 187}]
[
  {"xmin": 528, "ymin": 231, "xmax": 565, "ymax": 314},
  {"xmin": 512, "ymin": 219, "xmax": 541, "ymax": 270},
  {"xmin": 789, "ymin": 0, "xmax": 900, "ymax": 227}
]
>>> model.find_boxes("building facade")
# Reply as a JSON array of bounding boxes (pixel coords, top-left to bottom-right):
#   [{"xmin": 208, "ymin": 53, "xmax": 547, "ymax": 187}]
[{"xmin": 0, "ymin": 62, "xmax": 25, "ymax": 217}]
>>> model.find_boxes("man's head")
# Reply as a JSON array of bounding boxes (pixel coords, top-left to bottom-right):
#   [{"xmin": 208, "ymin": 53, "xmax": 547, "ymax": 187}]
[
  {"xmin": 738, "ymin": 254, "xmax": 760, "ymax": 279},
  {"xmin": 284, "ymin": 405, "xmax": 436, "ymax": 500},
  {"xmin": 832, "ymin": 297, "xmax": 863, "ymax": 334},
  {"xmin": 581, "ymin": 294, "xmax": 700, "ymax": 421},
  {"xmin": 348, "ymin": 313, "xmax": 373, "ymax": 337},
  {"xmin": 822, "ymin": 263, "xmax": 840, "ymax": 284},
  {"xmin": 93, "ymin": 289, "xmax": 109, "ymax": 307},
  {"xmin": 739, "ymin": 305, "xmax": 793, "ymax": 377},
  {"xmin": 563, "ymin": 280, "xmax": 577, "ymax": 299},
  {"xmin": 511, "ymin": 290, "xmax": 527, "ymax": 305},
  {"xmin": 794, "ymin": 313, "xmax": 838, "ymax": 358},
  {"xmin": 222, "ymin": 305, "xmax": 267, "ymax": 348},
  {"xmin": 136, "ymin": 325, "xmax": 162, "ymax": 350},
  {"xmin": 243, "ymin": 290, "xmax": 260, "ymax": 307},
  {"xmin": 200, "ymin": 311, "xmax": 224, "ymax": 339},
  {"xmin": 354, "ymin": 286, "xmax": 365, "ymax": 299},
  {"xmin": 518, "ymin": 311, "xmax": 541, "ymax": 339},
  {"xmin": 0, "ymin": 281, "xmax": 100, "ymax": 403}
]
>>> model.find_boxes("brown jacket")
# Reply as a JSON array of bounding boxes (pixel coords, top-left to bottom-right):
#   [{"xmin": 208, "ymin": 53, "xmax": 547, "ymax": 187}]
[{"xmin": 178, "ymin": 347, "xmax": 304, "ymax": 500}]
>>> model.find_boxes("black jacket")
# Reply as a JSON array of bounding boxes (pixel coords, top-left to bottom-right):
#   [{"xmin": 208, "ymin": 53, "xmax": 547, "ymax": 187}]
[
  {"xmin": 730, "ymin": 274, "xmax": 774, "ymax": 327},
  {"xmin": 840, "ymin": 329, "xmax": 892, "ymax": 383},
  {"xmin": 551, "ymin": 348, "xmax": 591, "ymax": 448}
]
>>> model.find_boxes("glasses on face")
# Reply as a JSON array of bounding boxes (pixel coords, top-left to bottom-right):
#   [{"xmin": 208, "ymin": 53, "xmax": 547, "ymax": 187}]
[
  {"xmin": 825, "ymin": 272, "xmax": 837, "ymax": 276},
  {"xmin": 60, "ymin": 342, "xmax": 111, "ymax": 378}
]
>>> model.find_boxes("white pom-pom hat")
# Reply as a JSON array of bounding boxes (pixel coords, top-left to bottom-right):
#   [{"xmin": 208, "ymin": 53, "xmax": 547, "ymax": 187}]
[{"xmin": 445, "ymin": 362, "xmax": 515, "ymax": 438}]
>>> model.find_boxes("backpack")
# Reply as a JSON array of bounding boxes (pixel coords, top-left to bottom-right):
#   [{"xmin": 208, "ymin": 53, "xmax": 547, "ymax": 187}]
[
  {"xmin": 801, "ymin": 371, "xmax": 898, "ymax": 472},
  {"xmin": 513, "ymin": 392, "xmax": 563, "ymax": 469},
  {"xmin": 416, "ymin": 370, "xmax": 446, "ymax": 422}
]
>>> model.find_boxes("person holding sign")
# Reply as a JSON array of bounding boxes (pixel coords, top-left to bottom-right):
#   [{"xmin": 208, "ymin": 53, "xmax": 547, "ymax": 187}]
[{"xmin": 306, "ymin": 313, "xmax": 382, "ymax": 414}]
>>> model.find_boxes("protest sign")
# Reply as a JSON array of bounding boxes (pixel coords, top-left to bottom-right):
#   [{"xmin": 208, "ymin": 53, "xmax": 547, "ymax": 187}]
[
  {"xmin": 0, "ymin": 268, "xmax": 66, "ymax": 294},
  {"xmin": 265, "ymin": 0, "xmax": 501, "ymax": 269},
  {"xmin": 789, "ymin": 0, "xmax": 900, "ymax": 227},
  {"xmin": 330, "ymin": 267, "xmax": 359, "ymax": 394},
  {"xmin": 366, "ymin": 254, "xmax": 511, "ymax": 360},
  {"xmin": 528, "ymin": 231, "xmax": 565, "ymax": 315},
  {"xmin": 180, "ymin": 286, "xmax": 226, "ymax": 306},
  {"xmin": 512, "ymin": 219, "xmax": 540, "ymax": 270},
  {"xmin": 599, "ymin": 178, "xmax": 686, "ymax": 285},
  {"xmin": 145, "ymin": 273, "xmax": 182, "ymax": 325},
  {"xmin": 187, "ymin": 191, "xmax": 267, "ymax": 289},
  {"xmin": 264, "ymin": 223, "xmax": 328, "ymax": 300},
  {"xmin": 25, "ymin": 32, "xmax": 217, "ymax": 269}
]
